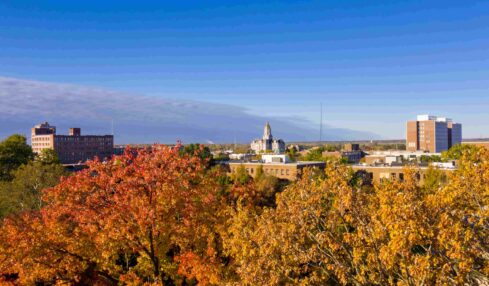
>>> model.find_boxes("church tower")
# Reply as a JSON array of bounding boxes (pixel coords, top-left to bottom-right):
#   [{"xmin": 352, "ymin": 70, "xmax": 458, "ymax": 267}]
[{"xmin": 263, "ymin": 122, "xmax": 273, "ymax": 140}]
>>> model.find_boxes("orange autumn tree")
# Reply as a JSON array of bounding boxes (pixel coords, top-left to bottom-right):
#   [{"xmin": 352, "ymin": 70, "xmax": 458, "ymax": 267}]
[{"xmin": 0, "ymin": 145, "xmax": 229, "ymax": 285}]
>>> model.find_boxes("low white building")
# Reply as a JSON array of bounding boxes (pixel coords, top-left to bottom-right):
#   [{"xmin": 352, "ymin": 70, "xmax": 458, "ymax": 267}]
[
  {"xmin": 430, "ymin": 161, "xmax": 457, "ymax": 169},
  {"xmin": 229, "ymin": 153, "xmax": 253, "ymax": 160},
  {"xmin": 261, "ymin": 154, "xmax": 291, "ymax": 164}
]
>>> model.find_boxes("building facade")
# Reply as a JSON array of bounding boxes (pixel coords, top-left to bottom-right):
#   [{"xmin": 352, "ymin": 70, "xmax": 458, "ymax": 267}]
[
  {"xmin": 250, "ymin": 122, "xmax": 286, "ymax": 154},
  {"xmin": 225, "ymin": 160, "xmax": 325, "ymax": 181},
  {"xmin": 406, "ymin": 115, "xmax": 462, "ymax": 153},
  {"xmin": 351, "ymin": 165, "xmax": 454, "ymax": 186},
  {"xmin": 31, "ymin": 122, "xmax": 114, "ymax": 164}
]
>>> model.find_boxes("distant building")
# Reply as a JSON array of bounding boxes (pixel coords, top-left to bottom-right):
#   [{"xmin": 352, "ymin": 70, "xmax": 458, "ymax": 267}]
[
  {"xmin": 407, "ymin": 115, "xmax": 462, "ymax": 153},
  {"xmin": 261, "ymin": 154, "xmax": 291, "ymax": 164},
  {"xmin": 343, "ymin": 143, "xmax": 360, "ymax": 152},
  {"xmin": 351, "ymin": 165, "xmax": 455, "ymax": 186},
  {"xmin": 225, "ymin": 160, "xmax": 325, "ymax": 181},
  {"xmin": 363, "ymin": 150, "xmax": 444, "ymax": 166},
  {"xmin": 321, "ymin": 144, "xmax": 364, "ymax": 164},
  {"xmin": 31, "ymin": 122, "xmax": 114, "ymax": 164},
  {"xmin": 250, "ymin": 122, "xmax": 285, "ymax": 154},
  {"xmin": 229, "ymin": 153, "xmax": 253, "ymax": 161}
]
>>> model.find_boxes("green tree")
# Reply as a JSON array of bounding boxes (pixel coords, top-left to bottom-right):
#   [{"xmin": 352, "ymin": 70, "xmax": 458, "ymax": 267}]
[
  {"xmin": 0, "ymin": 134, "xmax": 34, "ymax": 181},
  {"xmin": 255, "ymin": 165, "xmax": 265, "ymax": 179},
  {"xmin": 255, "ymin": 173, "xmax": 283, "ymax": 207},
  {"xmin": 423, "ymin": 166, "xmax": 447, "ymax": 192},
  {"xmin": 323, "ymin": 144, "xmax": 340, "ymax": 152},
  {"xmin": 180, "ymin": 143, "xmax": 213, "ymax": 165},
  {"xmin": 0, "ymin": 160, "xmax": 67, "ymax": 218},
  {"xmin": 36, "ymin": 148, "xmax": 60, "ymax": 165},
  {"xmin": 441, "ymin": 144, "xmax": 479, "ymax": 161},
  {"xmin": 285, "ymin": 147, "xmax": 299, "ymax": 161},
  {"xmin": 419, "ymin": 154, "xmax": 442, "ymax": 163},
  {"xmin": 231, "ymin": 165, "xmax": 251, "ymax": 185},
  {"xmin": 303, "ymin": 147, "xmax": 326, "ymax": 161}
]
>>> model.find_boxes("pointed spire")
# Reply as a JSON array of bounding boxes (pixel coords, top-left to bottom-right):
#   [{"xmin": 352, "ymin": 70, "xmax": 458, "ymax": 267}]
[{"xmin": 263, "ymin": 122, "xmax": 273, "ymax": 140}]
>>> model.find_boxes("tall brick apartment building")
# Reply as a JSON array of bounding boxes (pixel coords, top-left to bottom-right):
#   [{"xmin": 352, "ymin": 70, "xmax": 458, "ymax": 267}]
[
  {"xmin": 406, "ymin": 115, "xmax": 462, "ymax": 153},
  {"xmin": 31, "ymin": 122, "xmax": 114, "ymax": 164}
]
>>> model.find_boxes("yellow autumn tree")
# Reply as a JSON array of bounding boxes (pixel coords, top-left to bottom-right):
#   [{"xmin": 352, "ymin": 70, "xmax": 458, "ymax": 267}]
[
  {"xmin": 226, "ymin": 152, "xmax": 489, "ymax": 285},
  {"xmin": 225, "ymin": 163, "xmax": 366, "ymax": 285},
  {"xmin": 426, "ymin": 146, "xmax": 489, "ymax": 284}
]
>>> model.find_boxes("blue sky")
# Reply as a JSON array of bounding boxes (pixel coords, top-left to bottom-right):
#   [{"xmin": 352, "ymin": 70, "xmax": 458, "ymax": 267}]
[{"xmin": 1, "ymin": 0, "xmax": 489, "ymax": 138}]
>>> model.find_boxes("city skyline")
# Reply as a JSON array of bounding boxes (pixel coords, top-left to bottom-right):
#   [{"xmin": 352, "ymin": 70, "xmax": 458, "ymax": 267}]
[{"xmin": 1, "ymin": 1, "xmax": 489, "ymax": 139}]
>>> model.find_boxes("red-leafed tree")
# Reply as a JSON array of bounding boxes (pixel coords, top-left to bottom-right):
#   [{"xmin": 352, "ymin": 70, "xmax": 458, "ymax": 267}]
[{"xmin": 0, "ymin": 145, "xmax": 229, "ymax": 285}]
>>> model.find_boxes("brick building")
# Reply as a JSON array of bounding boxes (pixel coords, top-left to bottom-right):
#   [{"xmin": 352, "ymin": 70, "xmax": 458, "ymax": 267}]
[
  {"xmin": 31, "ymin": 122, "xmax": 114, "ymax": 164},
  {"xmin": 407, "ymin": 115, "xmax": 462, "ymax": 153},
  {"xmin": 351, "ymin": 165, "xmax": 454, "ymax": 186},
  {"xmin": 224, "ymin": 154, "xmax": 325, "ymax": 181}
]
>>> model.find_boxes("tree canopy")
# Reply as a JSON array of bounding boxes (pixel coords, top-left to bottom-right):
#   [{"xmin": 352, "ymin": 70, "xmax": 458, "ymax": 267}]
[
  {"xmin": 441, "ymin": 143, "xmax": 479, "ymax": 161},
  {"xmin": 226, "ymin": 151, "xmax": 489, "ymax": 285},
  {"xmin": 0, "ymin": 134, "xmax": 34, "ymax": 181},
  {"xmin": 180, "ymin": 143, "xmax": 212, "ymax": 163},
  {"xmin": 0, "ymin": 160, "xmax": 66, "ymax": 219},
  {"xmin": 0, "ymin": 145, "xmax": 231, "ymax": 285},
  {"xmin": 0, "ymin": 144, "xmax": 488, "ymax": 285}
]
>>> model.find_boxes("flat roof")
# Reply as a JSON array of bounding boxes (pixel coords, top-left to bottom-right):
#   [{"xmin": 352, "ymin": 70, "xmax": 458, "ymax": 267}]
[
  {"xmin": 351, "ymin": 165, "xmax": 455, "ymax": 171},
  {"xmin": 225, "ymin": 160, "xmax": 325, "ymax": 167}
]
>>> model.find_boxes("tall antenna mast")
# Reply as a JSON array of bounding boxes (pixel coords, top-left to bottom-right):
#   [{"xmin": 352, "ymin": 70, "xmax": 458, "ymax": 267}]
[
  {"xmin": 319, "ymin": 102, "xmax": 323, "ymax": 143},
  {"xmin": 111, "ymin": 119, "xmax": 114, "ymax": 136}
]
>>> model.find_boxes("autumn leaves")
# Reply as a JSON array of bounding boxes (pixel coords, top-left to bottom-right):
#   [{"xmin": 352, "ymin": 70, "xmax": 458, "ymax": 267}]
[{"xmin": 0, "ymin": 145, "xmax": 488, "ymax": 285}]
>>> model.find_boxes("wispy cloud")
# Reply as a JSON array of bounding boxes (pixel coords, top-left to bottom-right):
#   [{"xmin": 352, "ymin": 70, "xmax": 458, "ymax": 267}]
[{"xmin": 0, "ymin": 76, "xmax": 379, "ymax": 143}]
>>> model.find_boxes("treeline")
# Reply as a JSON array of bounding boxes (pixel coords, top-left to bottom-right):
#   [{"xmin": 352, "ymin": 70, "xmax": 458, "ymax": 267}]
[
  {"xmin": 0, "ymin": 142, "xmax": 488, "ymax": 285},
  {"xmin": 0, "ymin": 135, "xmax": 67, "ymax": 219}
]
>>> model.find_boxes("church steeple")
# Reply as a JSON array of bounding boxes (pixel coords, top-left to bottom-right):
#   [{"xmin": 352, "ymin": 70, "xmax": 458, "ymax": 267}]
[{"xmin": 263, "ymin": 122, "xmax": 273, "ymax": 140}]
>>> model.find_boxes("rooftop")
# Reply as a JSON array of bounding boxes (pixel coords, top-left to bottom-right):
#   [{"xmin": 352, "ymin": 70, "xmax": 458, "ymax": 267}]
[
  {"xmin": 416, "ymin": 115, "xmax": 457, "ymax": 123},
  {"xmin": 351, "ymin": 164, "xmax": 456, "ymax": 171},
  {"xmin": 226, "ymin": 160, "xmax": 325, "ymax": 167}
]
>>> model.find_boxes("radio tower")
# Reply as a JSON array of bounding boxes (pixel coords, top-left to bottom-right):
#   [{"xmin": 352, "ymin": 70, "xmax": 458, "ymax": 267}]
[{"xmin": 319, "ymin": 103, "xmax": 323, "ymax": 143}]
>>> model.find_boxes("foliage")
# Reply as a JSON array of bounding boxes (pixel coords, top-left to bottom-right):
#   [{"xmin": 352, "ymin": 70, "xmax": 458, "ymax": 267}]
[
  {"xmin": 323, "ymin": 144, "xmax": 340, "ymax": 152},
  {"xmin": 419, "ymin": 154, "xmax": 442, "ymax": 163},
  {"xmin": 0, "ymin": 145, "xmax": 230, "ymax": 285},
  {"xmin": 303, "ymin": 147, "xmax": 348, "ymax": 164},
  {"xmin": 285, "ymin": 146, "xmax": 299, "ymax": 161},
  {"xmin": 0, "ymin": 160, "xmax": 67, "ymax": 219},
  {"xmin": 0, "ymin": 135, "xmax": 34, "ymax": 181},
  {"xmin": 226, "ymin": 154, "xmax": 489, "ymax": 285},
  {"xmin": 441, "ymin": 143, "xmax": 479, "ymax": 161},
  {"xmin": 1, "ymin": 144, "xmax": 488, "ymax": 285},
  {"xmin": 180, "ymin": 143, "xmax": 213, "ymax": 164},
  {"xmin": 213, "ymin": 153, "xmax": 230, "ymax": 162},
  {"xmin": 231, "ymin": 165, "xmax": 251, "ymax": 185},
  {"xmin": 423, "ymin": 166, "xmax": 447, "ymax": 192},
  {"xmin": 253, "ymin": 165, "xmax": 287, "ymax": 208},
  {"xmin": 303, "ymin": 146, "xmax": 327, "ymax": 162},
  {"xmin": 36, "ymin": 148, "xmax": 61, "ymax": 165}
]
